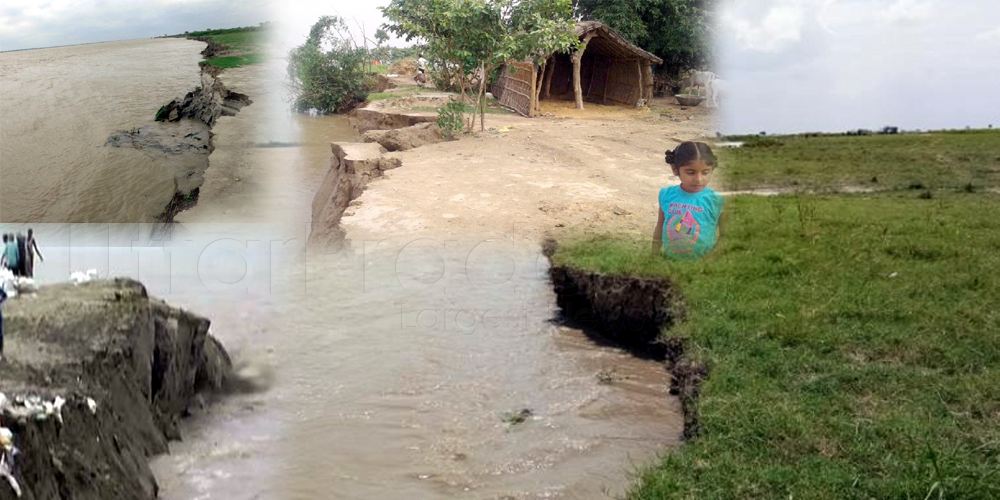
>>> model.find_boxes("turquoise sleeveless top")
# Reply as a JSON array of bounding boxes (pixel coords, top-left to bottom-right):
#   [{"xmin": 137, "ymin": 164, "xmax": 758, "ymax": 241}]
[{"xmin": 659, "ymin": 186, "xmax": 725, "ymax": 261}]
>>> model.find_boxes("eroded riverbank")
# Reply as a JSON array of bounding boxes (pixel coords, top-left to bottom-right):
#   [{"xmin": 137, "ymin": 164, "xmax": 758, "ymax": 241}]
[{"xmin": 0, "ymin": 279, "xmax": 232, "ymax": 499}]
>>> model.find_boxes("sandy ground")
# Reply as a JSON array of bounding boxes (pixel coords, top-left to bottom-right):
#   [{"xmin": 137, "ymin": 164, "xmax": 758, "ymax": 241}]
[{"xmin": 341, "ymin": 82, "xmax": 718, "ymax": 249}]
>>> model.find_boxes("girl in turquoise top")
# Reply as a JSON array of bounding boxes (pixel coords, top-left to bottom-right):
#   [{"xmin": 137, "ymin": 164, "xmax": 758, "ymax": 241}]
[{"xmin": 652, "ymin": 141, "xmax": 725, "ymax": 261}]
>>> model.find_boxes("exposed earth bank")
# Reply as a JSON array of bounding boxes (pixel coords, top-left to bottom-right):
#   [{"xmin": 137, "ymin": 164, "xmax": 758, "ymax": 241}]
[
  {"xmin": 542, "ymin": 240, "xmax": 708, "ymax": 440},
  {"xmin": 0, "ymin": 279, "xmax": 231, "ymax": 499}
]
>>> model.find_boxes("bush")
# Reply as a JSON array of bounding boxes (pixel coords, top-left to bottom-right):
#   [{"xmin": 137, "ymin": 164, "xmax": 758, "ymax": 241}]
[
  {"xmin": 743, "ymin": 137, "xmax": 784, "ymax": 148},
  {"xmin": 436, "ymin": 101, "xmax": 466, "ymax": 139},
  {"xmin": 286, "ymin": 16, "xmax": 370, "ymax": 114},
  {"xmin": 429, "ymin": 68, "xmax": 465, "ymax": 93}
]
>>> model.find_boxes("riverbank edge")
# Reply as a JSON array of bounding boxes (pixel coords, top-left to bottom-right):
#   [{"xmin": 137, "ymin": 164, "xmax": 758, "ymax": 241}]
[
  {"xmin": 307, "ymin": 104, "xmax": 451, "ymax": 248},
  {"xmin": 0, "ymin": 278, "xmax": 233, "ymax": 499},
  {"xmin": 540, "ymin": 239, "xmax": 708, "ymax": 440},
  {"xmin": 150, "ymin": 39, "xmax": 253, "ymax": 226}
]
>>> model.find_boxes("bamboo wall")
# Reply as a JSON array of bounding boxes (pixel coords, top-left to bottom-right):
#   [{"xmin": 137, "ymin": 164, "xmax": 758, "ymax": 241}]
[
  {"xmin": 496, "ymin": 62, "xmax": 536, "ymax": 117},
  {"xmin": 602, "ymin": 59, "xmax": 643, "ymax": 105}
]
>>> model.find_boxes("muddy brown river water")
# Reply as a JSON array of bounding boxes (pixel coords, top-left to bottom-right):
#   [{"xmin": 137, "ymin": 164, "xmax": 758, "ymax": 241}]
[{"xmin": 0, "ymin": 39, "xmax": 208, "ymax": 222}]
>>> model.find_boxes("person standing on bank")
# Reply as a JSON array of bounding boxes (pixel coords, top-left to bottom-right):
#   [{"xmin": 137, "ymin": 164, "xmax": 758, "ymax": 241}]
[
  {"xmin": 2, "ymin": 234, "xmax": 19, "ymax": 276},
  {"xmin": 0, "ymin": 282, "xmax": 7, "ymax": 362},
  {"xmin": 15, "ymin": 233, "xmax": 27, "ymax": 278},
  {"xmin": 0, "ymin": 282, "xmax": 7, "ymax": 361},
  {"xmin": 652, "ymin": 141, "xmax": 725, "ymax": 261},
  {"xmin": 415, "ymin": 53, "xmax": 428, "ymax": 87},
  {"xmin": 23, "ymin": 229, "xmax": 43, "ymax": 279}
]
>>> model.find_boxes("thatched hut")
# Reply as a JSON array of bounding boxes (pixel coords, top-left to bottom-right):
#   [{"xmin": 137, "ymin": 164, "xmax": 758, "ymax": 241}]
[{"xmin": 492, "ymin": 21, "xmax": 663, "ymax": 117}]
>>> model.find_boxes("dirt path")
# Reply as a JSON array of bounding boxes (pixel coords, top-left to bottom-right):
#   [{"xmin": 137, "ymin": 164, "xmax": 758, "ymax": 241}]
[{"xmin": 341, "ymin": 90, "xmax": 718, "ymax": 248}]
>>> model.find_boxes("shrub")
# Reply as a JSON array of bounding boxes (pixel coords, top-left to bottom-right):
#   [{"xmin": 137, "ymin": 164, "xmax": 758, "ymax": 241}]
[
  {"xmin": 286, "ymin": 16, "xmax": 370, "ymax": 114},
  {"xmin": 436, "ymin": 101, "xmax": 465, "ymax": 139}
]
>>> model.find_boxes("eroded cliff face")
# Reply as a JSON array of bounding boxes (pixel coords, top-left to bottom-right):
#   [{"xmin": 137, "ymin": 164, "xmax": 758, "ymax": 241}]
[
  {"xmin": 308, "ymin": 142, "xmax": 401, "ymax": 248},
  {"xmin": 0, "ymin": 279, "xmax": 231, "ymax": 499},
  {"xmin": 155, "ymin": 64, "xmax": 252, "ymax": 128}
]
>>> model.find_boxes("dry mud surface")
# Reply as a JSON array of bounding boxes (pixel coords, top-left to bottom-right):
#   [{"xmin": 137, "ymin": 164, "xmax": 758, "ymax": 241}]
[{"xmin": 338, "ymin": 93, "xmax": 717, "ymax": 248}]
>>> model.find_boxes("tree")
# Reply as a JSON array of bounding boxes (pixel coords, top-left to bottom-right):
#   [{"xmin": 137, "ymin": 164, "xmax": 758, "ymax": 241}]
[
  {"xmin": 381, "ymin": 0, "xmax": 578, "ymax": 131},
  {"xmin": 286, "ymin": 16, "xmax": 370, "ymax": 113},
  {"xmin": 573, "ymin": 0, "xmax": 715, "ymax": 76},
  {"xmin": 372, "ymin": 28, "xmax": 390, "ymax": 63}
]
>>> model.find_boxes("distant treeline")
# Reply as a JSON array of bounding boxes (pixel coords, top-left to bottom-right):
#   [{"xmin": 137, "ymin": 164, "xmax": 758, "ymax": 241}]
[
  {"xmin": 723, "ymin": 125, "xmax": 996, "ymax": 142},
  {"xmin": 163, "ymin": 23, "xmax": 273, "ymax": 39}
]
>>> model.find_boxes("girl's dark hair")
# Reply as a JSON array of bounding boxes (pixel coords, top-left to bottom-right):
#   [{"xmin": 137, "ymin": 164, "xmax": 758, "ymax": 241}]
[{"xmin": 665, "ymin": 141, "xmax": 717, "ymax": 168}]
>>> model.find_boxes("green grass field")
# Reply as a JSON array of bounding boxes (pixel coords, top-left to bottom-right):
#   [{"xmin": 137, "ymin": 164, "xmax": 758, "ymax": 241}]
[
  {"xmin": 552, "ymin": 131, "xmax": 1000, "ymax": 499},
  {"xmin": 173, "ymin": 26, "xmax": 271, "ymax": 69},
  {"xmin": 719, "ymin": 130, "xmax": 1000, "ymax": 192},
  {"xmin": 204, "ymin": 53, "xmax": 268, "ymax": 69}
]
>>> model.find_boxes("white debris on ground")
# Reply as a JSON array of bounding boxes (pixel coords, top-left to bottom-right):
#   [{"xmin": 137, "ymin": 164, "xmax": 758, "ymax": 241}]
[
  {"xmin": 69, "ymin": 269, "xmax": 98, "ymax": 285},
  {"xmin": 0, "ymin": 270, "xmax": 38, "ymax": 296},
  {"xmin": 716, "ymin": 141, "xmax": 745, "ymax": 148},
  {"xmin": 1, "ymin": 395, "xmax": 67, "ymax": 424},
  {"xmin": 0, "ymin": 392, "xmax": 100, "ymax": 498},
  {"xmin": 0, "ymin": 269, "xmax": 15, "ymax": 298},
  {"xmin": 0, "ymin": 393, "xmax": 22, "ymax": 498}
]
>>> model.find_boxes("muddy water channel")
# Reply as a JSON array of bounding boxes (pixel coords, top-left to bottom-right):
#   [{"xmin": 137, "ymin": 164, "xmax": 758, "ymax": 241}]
[
  {"xmin": 264, "ymin": 245, "xmax": 683, "ymax": 499},
  {"xmin": 0, "ymin": 39, "xmax": 207, "ymax": 222},
  {"xmin": 142, "ymin": 241, "xmax": 681, "ymax": 499}
]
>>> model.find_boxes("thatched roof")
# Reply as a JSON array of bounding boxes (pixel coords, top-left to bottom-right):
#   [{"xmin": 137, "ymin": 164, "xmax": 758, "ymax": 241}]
[{"xmin": 574, "ymin": 21, "xmax": 663, "ymax": 65}]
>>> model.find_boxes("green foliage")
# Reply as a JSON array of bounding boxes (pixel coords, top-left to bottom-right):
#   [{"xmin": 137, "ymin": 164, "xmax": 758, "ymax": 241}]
[
  {"xmin": 286, "ymin": 16, "xmax": 370, "ymax": 114},
  {"xmin": 436, "ymin": 101, "xmax": 466, "ymax": 139},
  {"xmin": 181, "ymin": 24, "xmax": 272, "ymax": 38},
  {"xmin": 154, "ymin": 101, "xmax": 175, "ymax": 122},
  {"xmin": 205, "ymin": 53, "xmax": 267, "ymax": 69},
  {"xmin": 575, "ymin": 0, "xmax": 716, "ymax": 74},
  {"xmin": 740, "ymin": 137, "xmax": 784, "ymax": 148}
]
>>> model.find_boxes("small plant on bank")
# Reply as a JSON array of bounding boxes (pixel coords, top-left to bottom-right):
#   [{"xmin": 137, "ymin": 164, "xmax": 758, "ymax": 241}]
[
  {"xmin": 436, "ymin": 101, "xmax": 466, "ymax": 139},
  {"xmin": 154, "ymin": 101, "xmax": 176, "ymax": 122}
]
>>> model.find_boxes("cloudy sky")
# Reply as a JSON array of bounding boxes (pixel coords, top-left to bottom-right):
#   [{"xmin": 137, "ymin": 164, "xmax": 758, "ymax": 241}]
[
  {"xmin": 0, "ymin": 0, "xmax": 271, "ymax": 52},
  {"xmin": 273, "ymin": 1, "xmax": 404, "ymax": 58},
  {"xmin": 717, "ymin": 0, "xmax": 1000, "ymax": 134},
  {"xmin": 0, "ymin": 0, "xmax": 408, "ymax": 54}
]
